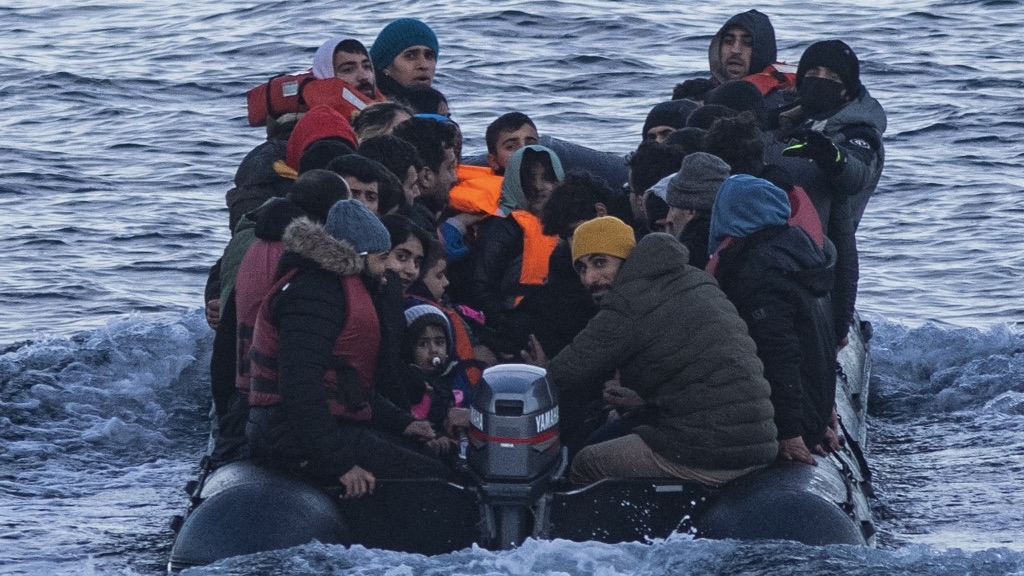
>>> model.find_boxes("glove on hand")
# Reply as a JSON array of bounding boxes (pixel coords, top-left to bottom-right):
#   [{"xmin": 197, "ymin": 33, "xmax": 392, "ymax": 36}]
[{"xmin": 782, "ymin": 130, "xmax": 846, "ymax": 174}]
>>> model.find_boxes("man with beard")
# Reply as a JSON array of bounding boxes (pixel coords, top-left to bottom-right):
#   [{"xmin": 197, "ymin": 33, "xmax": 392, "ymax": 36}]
[
  {"xmin": 310, "ymin": 37, "xmax": 383, "ymax": 101},
  {"xmin": 697, "ymin": 10, "xmax": 796, "ymax": 110},
  {"xmin": 522, "ymin": 216, "xmax": 778, "ymax": 487},
  {"xmin": 391, "ymin": 116, "xmax": 459, "ymax": 229}
]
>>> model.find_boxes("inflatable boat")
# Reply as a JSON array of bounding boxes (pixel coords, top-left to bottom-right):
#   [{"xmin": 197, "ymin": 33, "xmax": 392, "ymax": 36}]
[{"xmin": 167, "ymin": 318, "xmax": 874, "ymax": 573}]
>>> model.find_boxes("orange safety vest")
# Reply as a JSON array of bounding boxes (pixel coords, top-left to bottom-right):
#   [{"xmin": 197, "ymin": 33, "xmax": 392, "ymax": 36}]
[
  {"xmin": 744, "ymin": 63, "xmax": 797, "ymax": 97},
  {"xmin": 246, "ymin": 72, "xmax": 385, "ymax": 126},
  {"xmin": 509, "ymin": 210, "xmax": 559, "ymax": 306},
  {"xmin": 448, "ymin": 164, "xmax": 504, "ymax": 216}
]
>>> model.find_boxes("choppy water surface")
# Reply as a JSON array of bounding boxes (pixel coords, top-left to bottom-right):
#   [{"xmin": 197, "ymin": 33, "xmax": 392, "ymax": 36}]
[{"xmin": 1, "ymin": 0, "xmax": 1022, "ymax": 574}]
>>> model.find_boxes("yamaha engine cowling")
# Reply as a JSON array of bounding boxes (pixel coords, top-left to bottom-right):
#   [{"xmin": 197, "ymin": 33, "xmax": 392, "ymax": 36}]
[
  {"xmin": 465, "ymin": 364, "xmax": 566, "ymax": 549},
  {"xmin": 467, "ymin": 364, "xmax": 562, "ymax": 479}
]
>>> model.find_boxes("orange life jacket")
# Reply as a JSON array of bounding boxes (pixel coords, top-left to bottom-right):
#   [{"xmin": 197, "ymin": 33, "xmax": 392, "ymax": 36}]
[
  {"xmin": 744, "ymin": 63, "xmax": 797, "ymax": 97},
  {"xmin": 448, "ymin": 164, "xmax": 504, "ymax": 215},
  {"xmin": 246, "ymin": 72, "xmax": 385, "ymax": 127},
  {"xmin": 509, "ymin": 210, "xmax": 559, "ymax": 306}
]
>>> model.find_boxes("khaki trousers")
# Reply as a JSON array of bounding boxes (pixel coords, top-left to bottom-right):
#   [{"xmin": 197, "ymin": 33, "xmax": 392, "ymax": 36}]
[{"xmin": 568, "ymin": 433, "xmax": 760, "ymax": 487}]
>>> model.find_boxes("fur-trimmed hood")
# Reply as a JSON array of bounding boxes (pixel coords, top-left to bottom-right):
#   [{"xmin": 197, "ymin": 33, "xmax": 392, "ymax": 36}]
[{"xmin": 282, "ymin": 216, "xmax": 364, "ymax": 277}]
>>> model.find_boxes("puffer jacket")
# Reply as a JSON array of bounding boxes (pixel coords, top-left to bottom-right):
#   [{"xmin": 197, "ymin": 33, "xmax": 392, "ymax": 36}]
[
  {"xmin": 246, "ymin": 217, "xmax": 414, "ymax": 481},
  {"xmin": 547, "ymin": 233, "xmax": 778, "ymax": 471}
]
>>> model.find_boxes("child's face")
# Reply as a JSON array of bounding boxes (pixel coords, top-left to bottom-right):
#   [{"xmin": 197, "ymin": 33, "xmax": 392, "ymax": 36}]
[
  {"xmin": 385, "ymin": 237, "xmax": 424, "ymax": 291},
  {"xmin": 421, "ymin": 258, "xmax": 449, "ymax": 302},
  {"xmin": 413, "ymin": 324, "xmax": 449, "ymax": 372}
]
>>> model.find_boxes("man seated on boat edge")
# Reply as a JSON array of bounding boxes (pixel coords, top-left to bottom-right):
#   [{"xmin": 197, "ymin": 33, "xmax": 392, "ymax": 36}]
[
  {"xmin": 246, "ymin": 200, "xmax": 455, "ymax": 499},
  {"xmin": 208, "ymin": 170, "xmax": 352, "ymax": 468},
  {"xmin": 766, "ymin": 40, "xmax": 887, "ymax": 348},
  {"xmin": 520, "ymin": 216, "xmax": 778, "ymax": 487},
  {"xmin": 226, "ymin": 36, "xmax": 385, "ymax": 235},
  {"xmin": 708, "ymin": 174, "xmax": 839, "ymax": 465}
]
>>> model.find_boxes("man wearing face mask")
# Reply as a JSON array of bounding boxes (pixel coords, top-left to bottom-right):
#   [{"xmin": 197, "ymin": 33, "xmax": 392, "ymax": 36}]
[{"xmin": 766, "ymin": 40, "xmax": 887, "ymax": 348}]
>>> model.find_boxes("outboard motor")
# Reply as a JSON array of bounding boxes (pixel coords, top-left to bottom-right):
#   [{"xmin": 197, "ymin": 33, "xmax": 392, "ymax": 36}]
[{"xmin": 466, "ymin": 364, "xmax": 566, "ymax": 549}]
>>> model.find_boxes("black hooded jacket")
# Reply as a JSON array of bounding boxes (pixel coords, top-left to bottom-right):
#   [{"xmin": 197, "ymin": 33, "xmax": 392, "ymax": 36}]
[
  {"xmin": 708, "ymin": 10, "xmax": 778, "ymax": 85},
  {"xmin": 225, "ymin": 139, "xmax": 292, "ymax": 232},
  {"xmin": 705, "ymin": 10, "xmax": 792, "ymax": 110},
  {"xmin": 715, "ymin": 225, "xmax": 837, "ymax": 447}
]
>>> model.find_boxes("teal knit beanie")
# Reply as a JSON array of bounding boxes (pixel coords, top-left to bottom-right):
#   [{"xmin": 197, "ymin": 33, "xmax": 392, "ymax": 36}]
[{"xmin": 370, "ymin": 18, "xmax": 439, "ymax": 71}]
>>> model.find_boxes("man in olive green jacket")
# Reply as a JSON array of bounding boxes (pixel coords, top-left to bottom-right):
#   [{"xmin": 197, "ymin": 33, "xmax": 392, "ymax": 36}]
[{"xmin": 523, "ymin": 216, "xmax": 777, "ymax": 486}]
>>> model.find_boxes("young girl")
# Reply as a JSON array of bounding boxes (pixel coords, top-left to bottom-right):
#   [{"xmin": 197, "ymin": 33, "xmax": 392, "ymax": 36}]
[
  {"xmin": 402, "ymin": 305, "xmax": 465, "ymax": 430},
  {"xmin": 407, "ymin": 240, "xmax": 493, "ymax": 403}
]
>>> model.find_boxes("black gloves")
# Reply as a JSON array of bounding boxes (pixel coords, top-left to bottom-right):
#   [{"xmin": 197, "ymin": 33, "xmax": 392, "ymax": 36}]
[{"xmin": 782, "ymin": 130, "xmax": 847, "ymax": 175}]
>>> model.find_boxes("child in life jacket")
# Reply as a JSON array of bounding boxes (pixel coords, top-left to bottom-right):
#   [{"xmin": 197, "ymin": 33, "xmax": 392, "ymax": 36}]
[
  {"xmin": 405, "ymin": 241, "xmax": 494, "ymax": 403},
  {"xmin": 402, "ymin": 305, "xmax": 469, "ymax": 434}
]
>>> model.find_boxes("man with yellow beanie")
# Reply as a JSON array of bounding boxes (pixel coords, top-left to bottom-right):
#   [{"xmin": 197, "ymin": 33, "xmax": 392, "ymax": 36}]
[{"xmin": 523, "ymin": 216, "xmax": 778, "ymax": 487}]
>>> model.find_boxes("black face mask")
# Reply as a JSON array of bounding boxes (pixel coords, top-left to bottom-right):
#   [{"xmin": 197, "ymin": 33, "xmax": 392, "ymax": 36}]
[{"xmin": 798, "ymin": 76, "xmax": 847, "ymax": 116}]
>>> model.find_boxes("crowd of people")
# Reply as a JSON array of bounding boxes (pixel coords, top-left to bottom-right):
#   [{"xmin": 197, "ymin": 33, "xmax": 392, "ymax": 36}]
[{"xmin": 201, "ymin": 10, "xmax": 887, "ymax": 497}]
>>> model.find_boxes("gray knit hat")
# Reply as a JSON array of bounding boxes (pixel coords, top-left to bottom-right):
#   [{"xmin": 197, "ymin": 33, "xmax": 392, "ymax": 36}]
[
  {"xmin": 324, "ymin": 199, "xmax": 391, "ymax": 254},
  {"xmin": 666, "ymin": 152, "xmax": 731, "ymax": 212}
]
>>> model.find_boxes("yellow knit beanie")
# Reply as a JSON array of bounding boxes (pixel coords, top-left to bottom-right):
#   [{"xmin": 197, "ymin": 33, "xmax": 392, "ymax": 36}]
[{"xmin": 571, "ymin": 216, "xmax": 636, "ymax": 262}]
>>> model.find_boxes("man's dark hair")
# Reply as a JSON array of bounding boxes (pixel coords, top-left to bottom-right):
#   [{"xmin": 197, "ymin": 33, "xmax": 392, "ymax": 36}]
[
  {"xmin": 326, "ymin": 153, "xmax": 384, "ymax": 184},
  {"xmin": 686, "ymin": 104, "xmax": 738, "ymax": 130},
  {"xmin": 358, "ymin": 134, "xmax": 424, "ymax": 180},
  {"xmin": 298, "ymin": 138, "xmax": 355, "ymax": 174},
  {"xmin": 375, "ymin": 165, "xmax": 406, "ymax": 215},
  {"xmin": 672, "ymin": 78, "xmax": 715, "ymax": 102},
  {"xmin": 334, "ymin": 39, "xmax": 369, "ymax": 58},
  {"xmin": 626, "ymin": 141, "xmax": 684, "ymax": 197},
  {"xmin": 287, "ymin": 169, "xmax": 350, "ymax": 223},
  {"xmin": 703, "ymin": 111, "xmax": 764, "ymax": 175},
  {"xmin": 391, "ymin": 117, "xmax": 457, "ymax": 173},
  {"xmin": 705, "ymin": 80, "xmax": 766, "ymax": 124},
  {"xmin": 401, "ymin": 86, "xmax": 449, "ymax": 115},
  {"xmin": 664, "ymin": 126, "xmax": 706, "ymax": 156},
  {"xmin": 485, "ymin": 112, "xmax": 536, "ymax": 153},
  {"xmin": 541, "ymin": 171, "xmax": 613, "ymax": 237}
]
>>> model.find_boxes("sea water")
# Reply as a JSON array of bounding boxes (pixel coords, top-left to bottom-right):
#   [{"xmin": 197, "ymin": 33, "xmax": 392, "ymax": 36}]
[{"xmin": 1, "ymin": 1, "xmax": 1022, "ymax": 574}]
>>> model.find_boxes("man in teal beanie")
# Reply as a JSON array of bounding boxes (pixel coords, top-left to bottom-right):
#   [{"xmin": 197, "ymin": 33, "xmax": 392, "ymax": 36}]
[{"xmin": 371, "ymin": 18, "xmax": 440, "ymax": 96}]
